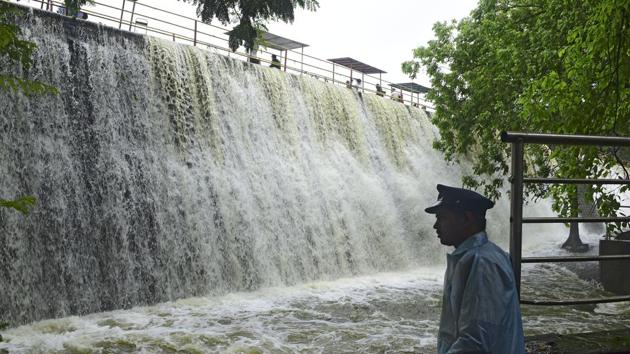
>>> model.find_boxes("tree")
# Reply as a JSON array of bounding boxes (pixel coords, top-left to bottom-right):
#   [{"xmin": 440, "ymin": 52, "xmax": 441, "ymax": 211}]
[
  {"xmin": 61, "ymin": 0, "xmax": 94, "ymax": 17},
  {"xmin": 403, "ymin": 0, "xmax": 630, "ymax": 248},
  {"xmin": 1, "ymin": 1, "xmax": 58, "ymax": 214},
  {"xmin": 182, "ymin": 0, "xmax": 319, "ymax": 52}
]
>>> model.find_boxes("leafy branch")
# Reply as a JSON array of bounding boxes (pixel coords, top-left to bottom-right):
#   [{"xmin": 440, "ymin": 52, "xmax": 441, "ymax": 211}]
[
  {"xmin": 0, "ymin": 196, "xmax": 36, "ymax": 215},
  {"xmin": 182, "ymin": 0, "xmax": 319, "ymax": 51}
]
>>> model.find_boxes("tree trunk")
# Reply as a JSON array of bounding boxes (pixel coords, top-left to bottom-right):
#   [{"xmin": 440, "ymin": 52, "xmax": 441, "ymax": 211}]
[
  {"xmin": 562, "ymin": 221, "xmax": 589, "ymax": 252},
  {"xmin": 561, "ymin": 185, "xmax": 591, "ymax": 252}
]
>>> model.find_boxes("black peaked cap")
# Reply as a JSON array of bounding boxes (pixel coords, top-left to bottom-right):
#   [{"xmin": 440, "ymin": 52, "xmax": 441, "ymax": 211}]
[{"xmin": 425, "ymin": 184, "xmax": 494, "ymax": 214}]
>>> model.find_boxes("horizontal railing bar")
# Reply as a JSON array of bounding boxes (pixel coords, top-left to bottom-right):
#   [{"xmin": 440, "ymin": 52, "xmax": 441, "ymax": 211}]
[
  {"xmin": 133, "ymin": 1, "xmax": 217, "ymax": 26},
  {"xmin": 285, "ymin": 58, "xmax": 349, "ymax": 78},
  {"xmin": 521, "ymin": 295, "xmax": 630, "ymax": 306},
  {"xmin": 523, "ymin": 177, "xmax": 630, "ymax": 185},
  {"xmin": 523, "ymin": 217, "xmax": 630, "ymax": 223},
  {"xmin": 85, "ymin": 0, "xmax": 125, "ymax": 12},
  {"xmin": 92, "ymin": 0, "xmax": 231, "ymax": 33},
  {"xmin": 501, "ymin": 131, "xmax": 630, "ymax": 146},
  {"xmin": 523, "ymin": 255, "xmax": 630, "ymax": 263},
  {"xmin": 187, "ymin": 29, "xmax": 227, "ymax": 43},
  {"xmin": 97, "ymin": 7, "xmax": 197, "ymax": 33}
]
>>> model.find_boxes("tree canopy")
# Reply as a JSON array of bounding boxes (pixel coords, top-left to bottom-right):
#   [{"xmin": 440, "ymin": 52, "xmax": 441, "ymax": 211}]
[
  {"xmin": 182, "ymin": 0, "xmax": 319, "ymax": 52},
  {"xmin": 61, "ymin": 0, "xmax": 94, "ymax": 17},
  {"xmin": 403, "ymin": 0, "xmax": 630, "ymax": 235}
]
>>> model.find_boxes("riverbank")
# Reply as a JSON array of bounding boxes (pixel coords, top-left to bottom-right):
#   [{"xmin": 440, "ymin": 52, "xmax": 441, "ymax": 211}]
[{"xmin": 526, "ymin": 329, "xmax": 630, "ymax": 354}]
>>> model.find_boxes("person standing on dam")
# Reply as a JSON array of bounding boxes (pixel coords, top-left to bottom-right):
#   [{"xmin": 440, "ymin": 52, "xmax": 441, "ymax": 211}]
[
  {"xmin": 270, "ymin": 54, "xmax": 282, "ymax": 69},
  {"xmin": 425, "ymin": 184, "xmax": 524, "ymax": 354}
]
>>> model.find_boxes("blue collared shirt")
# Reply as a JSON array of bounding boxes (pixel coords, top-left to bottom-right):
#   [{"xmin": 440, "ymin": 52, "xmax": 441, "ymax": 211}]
[{"xmin": 437, "ymin": 232, "xmax": 524, "ymax": 354}]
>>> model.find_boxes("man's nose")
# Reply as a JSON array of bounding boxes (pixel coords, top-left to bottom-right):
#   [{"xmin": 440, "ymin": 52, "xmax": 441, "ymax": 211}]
[{"xmin": 433, "ymin": 220, "xmax": 438, "ymax": 230}]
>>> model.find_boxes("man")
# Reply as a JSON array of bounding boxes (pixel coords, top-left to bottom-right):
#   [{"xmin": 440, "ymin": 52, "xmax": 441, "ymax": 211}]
[
  {"xmin": 376, "ymin": 83, "xmax": 385, "ymax": 97},
  {"xmin": 270, "ymin": 54, "xmax": 282, "ymax": 69},
  {"xmin": 425, "ymin": 184, "xmax": 524, "ymax": 354}
]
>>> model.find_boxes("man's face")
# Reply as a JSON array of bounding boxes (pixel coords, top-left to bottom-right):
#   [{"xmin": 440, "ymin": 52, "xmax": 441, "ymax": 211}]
[{"xmin": 433, "ymin": 207, "xmax": 467, "ymax": 247}]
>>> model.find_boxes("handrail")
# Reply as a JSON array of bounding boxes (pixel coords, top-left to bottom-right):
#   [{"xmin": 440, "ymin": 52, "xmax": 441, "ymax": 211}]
[
  {"xmin": 521, "ymin": 295, "xmax": 630, "ymax": 306},
  {"xmin": 18, "ymin": 0, "xmax": 433, "ymax": 110},
  {"xmin": 522, "ymin": 217, "xmax": 630, "ymax": 223},
  {"xmin": 502, "ymin": 131, "xmax": 630, "ymax": 306},
  {"xmin": 523, "ymin": 177, "xmax": 630, "ymax": 185},
  {"xmin": 523, "ymin": 255, "xmax": 630, "ymax": 263},
  {"xmin": 501, "ymin": 131, "xmax": 630, "ymax": 146}
]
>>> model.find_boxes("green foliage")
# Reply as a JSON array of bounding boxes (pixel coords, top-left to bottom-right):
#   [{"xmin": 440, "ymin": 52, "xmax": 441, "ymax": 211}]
[
  {"xmin": 0, "ymin": 1, "xmax": 58, "ymax": 95},
  {"xmin": 62, "ymin": 0, "xmax": 94, "ymax": 17},
  {"xmin": 0, "ymin": 4, "xmax": 36, "ymax": 65},
  {"xmin": 0, "ymin": 196, "xmax": 36, "ymax": 215},
  {"xmin": 182, "ymin": 0, "xmax": 319, "ymax": 51},
  {"xmin": 0, "ymin": 73, "xmax": 58, "ymax": 95},
  {"xmin": 403, "ymin": 0, "xmax": 630, "ymax": 234}
]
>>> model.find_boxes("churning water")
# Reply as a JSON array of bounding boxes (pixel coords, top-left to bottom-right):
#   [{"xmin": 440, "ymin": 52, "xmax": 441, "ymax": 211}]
[
  {"xmin": 2, "ymin": 5, "xmax": 629, "ymax": 353},
  {"xmin": 4, "ymin": 259, "xmax": 630, "ymax": 353}
]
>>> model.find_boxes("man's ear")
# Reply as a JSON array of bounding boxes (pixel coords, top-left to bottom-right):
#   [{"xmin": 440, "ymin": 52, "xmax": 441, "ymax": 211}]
[{"xmin": 463, "ymin": 210, "xmax": 477, "ymax": 226}]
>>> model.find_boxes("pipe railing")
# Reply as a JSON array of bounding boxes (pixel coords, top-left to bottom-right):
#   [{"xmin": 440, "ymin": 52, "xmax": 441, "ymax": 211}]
[
  {"xmin": 502, "ymin": 131, "xmax": 630, "ymax": 306},
  {"xmin": 20, "ymin": 0, "xmax": 432, "ymax": 110}
]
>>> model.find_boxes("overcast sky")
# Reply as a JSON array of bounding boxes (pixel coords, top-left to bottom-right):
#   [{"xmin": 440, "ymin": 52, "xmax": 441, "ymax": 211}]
[{"xmin": 266, "ymin": 0, "xmax": 478, "ymax": 86}]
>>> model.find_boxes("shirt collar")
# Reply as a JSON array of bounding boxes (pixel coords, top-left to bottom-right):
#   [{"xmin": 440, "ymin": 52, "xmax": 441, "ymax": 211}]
[{"xmin": 451, "ymin": 231, "xmax": 488, "ymax": 256}]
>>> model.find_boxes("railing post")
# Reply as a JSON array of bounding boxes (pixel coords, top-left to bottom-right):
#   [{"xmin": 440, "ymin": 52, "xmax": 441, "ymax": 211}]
[
  {"xmin": 118, "ymin": 0, "xmax": 126, "ymax": 29},
  {"xmin": 193, "ymin": 20, "xmax": 197, "ymax": 46},
  {"xmin": 332, "ymin": 63, "xmax": 335, "ymax": 83},
  {"xmin": 510, "ymin": 139, "xmax": 524, "ymax": 297},
  {"xmin": 301, "ymin": 47, "xmax": 304, "ymax": 74},
  {"xmin": 128, "ymin": 0, "xmax": 136, "ymax": 31}
]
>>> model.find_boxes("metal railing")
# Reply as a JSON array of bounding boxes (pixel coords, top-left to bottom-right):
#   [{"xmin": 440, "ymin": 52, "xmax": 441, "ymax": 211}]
[
  {"xmin": 20, "ymin": 0, "xmax": 433, "ymax": 110},
  {"xmin": 502, "ymin": 131, "xmax": 630, "ymax": 306}
]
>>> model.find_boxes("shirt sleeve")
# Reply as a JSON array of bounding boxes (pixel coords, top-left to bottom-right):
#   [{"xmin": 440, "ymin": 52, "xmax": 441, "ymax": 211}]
[{"xmin": 446, "ymin": 255, "xmax": 513, "ymax": 354}]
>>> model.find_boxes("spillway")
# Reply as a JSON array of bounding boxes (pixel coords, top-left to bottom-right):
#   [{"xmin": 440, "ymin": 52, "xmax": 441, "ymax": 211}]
[{"xmin": 0, "ymin": 5, "xmax": 468, "ymax": 326}]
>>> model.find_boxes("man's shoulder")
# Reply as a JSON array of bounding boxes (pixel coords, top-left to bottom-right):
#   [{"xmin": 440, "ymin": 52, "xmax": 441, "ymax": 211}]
[
  {"xmin": 461, "ymin": 240, "xmax": 511, "ymax": 268},
  {"xmin": 480, "ymin": 239, "xmax": 508, "ymax": 255}
]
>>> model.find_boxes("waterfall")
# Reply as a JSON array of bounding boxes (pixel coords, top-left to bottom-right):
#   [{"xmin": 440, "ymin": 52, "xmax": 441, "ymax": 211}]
[{"xmin": 1, "ymin": 6, "xmax": 479, "ymax": 326}]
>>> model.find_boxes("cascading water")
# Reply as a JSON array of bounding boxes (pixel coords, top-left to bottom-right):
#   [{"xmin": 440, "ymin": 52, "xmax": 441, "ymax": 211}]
[
  {"xmin": 3, "ymin": 5, "xmax": 630, "ymax": 353},
  {"xmin": 1, "ymin": 6, "xmax": 458, "ymax": 327}
]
